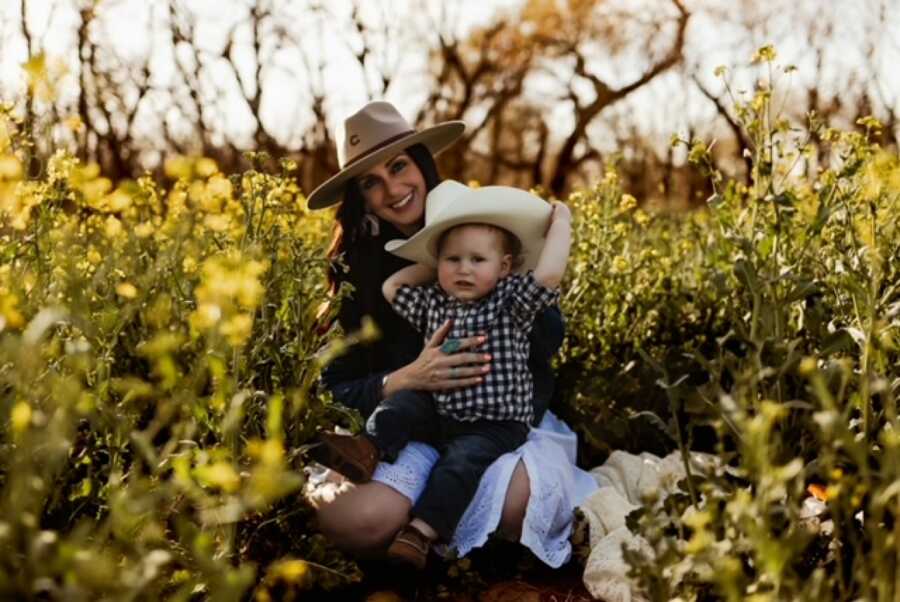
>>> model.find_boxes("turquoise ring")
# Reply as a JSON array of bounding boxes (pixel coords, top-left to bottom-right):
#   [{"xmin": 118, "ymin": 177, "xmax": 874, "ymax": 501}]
[{"xmin": 440, "ymin": 339, "xmax": 462, "ymax": 354}]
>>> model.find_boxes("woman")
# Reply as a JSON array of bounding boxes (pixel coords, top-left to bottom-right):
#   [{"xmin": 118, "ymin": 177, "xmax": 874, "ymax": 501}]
[{"xmin": 307, "ymin": 101, "xmax": 597, "ymax": 566}]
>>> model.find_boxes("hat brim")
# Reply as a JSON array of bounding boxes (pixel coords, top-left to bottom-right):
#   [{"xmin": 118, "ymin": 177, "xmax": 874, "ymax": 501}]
[
  {"xmin": 385, "ymin": 186, "xmax": 552, "ymax": 272},
  {"xmin": 306, "ymin": 121, "xmax": 466, "ymax": 210}
]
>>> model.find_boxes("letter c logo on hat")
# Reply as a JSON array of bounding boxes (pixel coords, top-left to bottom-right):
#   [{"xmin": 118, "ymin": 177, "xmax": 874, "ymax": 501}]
[{"xmin": 349, "ymin": 134, "xmax": 360, "ymax": 146}]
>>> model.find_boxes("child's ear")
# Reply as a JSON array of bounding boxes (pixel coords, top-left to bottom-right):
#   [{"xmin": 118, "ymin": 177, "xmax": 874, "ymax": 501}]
[{"xmin": 500, "ymin": 254, "xmax": 512, "ymax": 277}]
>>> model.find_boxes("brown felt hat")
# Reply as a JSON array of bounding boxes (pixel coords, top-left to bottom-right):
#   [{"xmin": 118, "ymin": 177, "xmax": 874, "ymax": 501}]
[{"xmin": 306, "ymin": 101, "xmax": 465, "ymax": 210}]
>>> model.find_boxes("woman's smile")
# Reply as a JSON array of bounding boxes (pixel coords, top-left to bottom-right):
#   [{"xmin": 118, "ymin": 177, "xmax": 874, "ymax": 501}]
[{"xmin": 390, "ymin": 191, "xmax": 414, "ymax": 210}]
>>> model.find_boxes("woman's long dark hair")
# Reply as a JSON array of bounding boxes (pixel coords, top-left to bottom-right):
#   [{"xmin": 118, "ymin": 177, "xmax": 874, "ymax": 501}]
[{"xmin": 319, "ymin": 143, "xmax": 441, "ymax": 333}]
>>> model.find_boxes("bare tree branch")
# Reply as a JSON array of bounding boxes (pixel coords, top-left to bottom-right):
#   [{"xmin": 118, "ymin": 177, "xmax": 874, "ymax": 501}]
[
  {"xmin": 692, "ymin": 75, "xmax": 752, "ymax": 179},
  {"xmin": 547, "ymin": 0, "xmax": 690, "ymax": 195}
]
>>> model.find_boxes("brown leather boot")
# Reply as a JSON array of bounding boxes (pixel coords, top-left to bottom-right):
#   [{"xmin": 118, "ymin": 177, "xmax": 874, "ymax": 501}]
[
  {"xmin": 311, "ymin": 431, "xmax": 380, "ymax": 483},
  {"xmin": 386, "ymin": 524, "xmax": 431, "ymax": 570}
]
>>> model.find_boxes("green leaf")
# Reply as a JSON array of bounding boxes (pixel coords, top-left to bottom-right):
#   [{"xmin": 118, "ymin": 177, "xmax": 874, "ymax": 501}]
[
  {"xmin": 784, "ymin": 279, "xmax": 819, "ymax": 303},
  {"xmin": 820, "ymin": 329, "xmax": 854, "ymax": 355},
  {"xmin": 734, "ymin": 258, "xmax": 760, "ymax": 294}
]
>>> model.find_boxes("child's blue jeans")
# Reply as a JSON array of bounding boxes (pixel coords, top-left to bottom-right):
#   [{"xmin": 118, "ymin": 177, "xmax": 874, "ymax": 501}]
[{"xmin": 366, "ymin": 389, "xmax": 528, "ymax": 541}]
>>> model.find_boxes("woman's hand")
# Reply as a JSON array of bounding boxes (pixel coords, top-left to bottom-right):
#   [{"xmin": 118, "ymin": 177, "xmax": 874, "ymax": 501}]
[{"xmin": 383, "ymin": 320, "xmax": 490, "ymax": 396}]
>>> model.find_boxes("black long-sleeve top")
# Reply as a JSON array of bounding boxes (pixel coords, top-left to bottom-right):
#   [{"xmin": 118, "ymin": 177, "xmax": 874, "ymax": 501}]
[{"xmin": 320, "ymin": 221, "xmax": 565, "ymax": 425}]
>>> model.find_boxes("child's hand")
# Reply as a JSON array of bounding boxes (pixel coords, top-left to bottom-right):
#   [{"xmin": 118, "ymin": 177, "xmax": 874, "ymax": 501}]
[{"xmin": 545, "ymin": 201, "xmax": 571, "ymax": 235}]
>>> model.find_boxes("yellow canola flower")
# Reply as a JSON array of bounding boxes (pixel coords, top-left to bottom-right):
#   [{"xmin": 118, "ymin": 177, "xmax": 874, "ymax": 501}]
[
  {"xmin": 194, "ymin": 461, "xmax": 240, "ymax": 493},
  {"xmin": 0, "ymin": 293, "xmax": 24, "ymax": 330},
  {"xmin": 134, "ymin": 222, "xmax": 154, "ymax": 238},
  {"xmin": 22, "ymin": 271, "xmax": 36, "ymax": 294},
  {"xmin": 0, "ymin": 120, "xmax": 10, "ymax": 153},
  {"xmin": 206, "ymin": 174, "xmax": 233, "ymax": 199},
  {"xmin": 203, "ymin": 213, "xmax": 231, "ymax": 232},
  {"xmin": 115, "ymin": 283, "xmax": 138, "ymax": 299},
  {"xmin": 219, "ymin": 313, "xmax": 254, "ymax": 346},
  {"xmin": 81, "ymin": 177, "xmax": 113, "ymax": 205},
  {"xmin": 1, "ymin": 181, "xmax": 41, "ymax": 230},
  {"xmin": 23, "ymin": 53, "xmax": 68, "ymax": 102},
  {"xmin": 104, "ymin": 188, "xmax": 133, "ymax": 212},
  {"xmin": 618, "ymin": 194, "xmax": 637, "ymax": 212},
  {"xmin": 11, "ymin": 401, "xmax": 32, "ymax": 433},
  {"xmin": 182, "ymin": 256, "xmax": 198, "ymax": 274},
  {"xmin": 195, "ymin": 158, "xmax": 218, "ymax": 178},
  {"xmin": 104, "ymin": 215, "xmax": 123, "ymax": 238},
  {"xmin": 164, "ymin": 155, "xmax": 194, "ymax": 180},
  {"xmin": 861, "ymin": 150, "xmax": 900, "ymax": 203},
  {"xmin": 751, "ymin": 44, "xmax": 777, "ymax": 64},
  {"xmin": 64, "ymin": 114, "xmax": 85, "ymax": 133},
  {"xmin": 247, "ymin": 438, "xmax": 285, "ymax": 467},
  {"xmin": 633, "ymin": 209, "xmax": 650, "ymax": 227},
  {"xmin": 189, "ymin": 302, "xmax": 222, "ymax": 331},
  {"xmin": 270, "ymin": 558, "xmax": 309, "ymax": 585},
  {"xmin": 359, "ymin": 315, "xmax": 380, "ymax": 343},
  {"xmin": 0, "ymin": 155, "xmax": 23, "ymax": 180},
  {"xmin": 76, "ymin": 162, "xmax": 101, "ymax": 180},
  {"xmin": 195, "ymin": 253, "xmax": 269, "ymax": 310},
  {"xmin": 45, "ymin": 151, "xmax": 76, "ymax": 181},
  {"xmin": 188, "ymin": 181, "xmax": 208, "ymax": 207}
]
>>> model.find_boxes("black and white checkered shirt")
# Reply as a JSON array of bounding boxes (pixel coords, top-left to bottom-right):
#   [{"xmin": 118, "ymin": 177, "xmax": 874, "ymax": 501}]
[{"xmin": 392, "ymin": 271, "xmax": 560, "ymax": 423}]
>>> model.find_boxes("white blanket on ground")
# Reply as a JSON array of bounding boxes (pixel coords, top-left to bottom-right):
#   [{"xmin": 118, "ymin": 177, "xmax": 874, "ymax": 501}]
[{"xmin": 578, "ymin": 451, "xmax": 715, "ymax": 602}]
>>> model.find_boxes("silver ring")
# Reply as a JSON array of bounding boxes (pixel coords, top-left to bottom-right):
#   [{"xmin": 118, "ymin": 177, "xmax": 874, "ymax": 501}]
[{"xmin": 450, "ymin": 367, "xmax": 457, "ymax": 378}]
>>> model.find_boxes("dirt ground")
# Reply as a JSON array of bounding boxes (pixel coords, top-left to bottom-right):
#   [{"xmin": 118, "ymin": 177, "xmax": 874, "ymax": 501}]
[{"xmin": 313, "ymin": 539, "xmax": 595, "ymax": 602}]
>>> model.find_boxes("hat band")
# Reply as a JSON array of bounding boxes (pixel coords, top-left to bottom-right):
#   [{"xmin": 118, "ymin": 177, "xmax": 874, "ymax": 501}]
[{"xmin": 343, "ymin": 130, "xmax": 416, "ymax": 168}]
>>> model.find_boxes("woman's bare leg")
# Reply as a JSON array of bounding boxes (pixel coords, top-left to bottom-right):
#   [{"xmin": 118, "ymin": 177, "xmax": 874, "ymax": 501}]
[
  {"xmin": 498, "ymin": 459, "xmax": 530, "ymax": 541},
  {"xmin": 314, "ymin": 459, "xmax": 530, "ymax": 551},
  {"xmin": 314, "ymin": 479, "xmax": 413, "ymax": 555}
]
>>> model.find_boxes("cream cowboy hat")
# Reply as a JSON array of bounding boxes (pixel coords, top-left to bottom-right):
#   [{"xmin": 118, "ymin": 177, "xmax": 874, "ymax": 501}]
[
  {"xmin": 306, "ymin": 101, "xmax": 465, "ymax": 210},
  {"xmin": 384, "ymin": 180, "xmax": 552, "ymax": 271}
]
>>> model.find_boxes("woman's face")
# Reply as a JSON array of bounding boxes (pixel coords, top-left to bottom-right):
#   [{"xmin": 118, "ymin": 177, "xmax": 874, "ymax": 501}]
[{"xmin": 356, "ymin": 151, "xmax": 427, "ymax": 236}]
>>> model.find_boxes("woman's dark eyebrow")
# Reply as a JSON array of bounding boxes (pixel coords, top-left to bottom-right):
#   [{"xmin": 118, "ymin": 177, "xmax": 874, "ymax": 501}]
[
  {"xmin": 358, "ymin": 154, "xmax": 404, "ymax": 186},
  {"xmin": 383, "ymin": 153, "xmax": 404, "ymax": 167}
]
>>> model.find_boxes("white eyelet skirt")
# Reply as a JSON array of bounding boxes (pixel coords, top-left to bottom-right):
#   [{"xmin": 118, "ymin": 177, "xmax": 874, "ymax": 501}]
[{"xmin": 372, "ymin": 411, "xmax": 599, "ymax": 567}]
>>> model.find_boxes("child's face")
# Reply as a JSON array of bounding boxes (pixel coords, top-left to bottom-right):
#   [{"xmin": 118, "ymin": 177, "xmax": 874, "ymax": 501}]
[{"xmin": 437, "ymin": 225, "xmax": 512, "ymax": 302}]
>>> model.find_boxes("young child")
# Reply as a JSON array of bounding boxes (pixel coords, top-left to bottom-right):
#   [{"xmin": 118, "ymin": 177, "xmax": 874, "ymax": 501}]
[{"xmin": 316, "ymin": 180, "xmax": 572, "ymax": 569}]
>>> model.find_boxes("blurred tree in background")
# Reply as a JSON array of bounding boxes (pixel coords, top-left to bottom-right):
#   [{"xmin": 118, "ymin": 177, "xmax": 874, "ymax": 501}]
[{"xmin": 1, "ymin": 0, "xmax": 898, "ymax": 205}]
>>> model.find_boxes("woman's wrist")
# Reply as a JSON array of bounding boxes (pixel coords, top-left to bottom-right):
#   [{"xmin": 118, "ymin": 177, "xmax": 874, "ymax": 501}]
[{"xmin": 381, "ymin": 367, "xmax": 408, "ymax": 398}]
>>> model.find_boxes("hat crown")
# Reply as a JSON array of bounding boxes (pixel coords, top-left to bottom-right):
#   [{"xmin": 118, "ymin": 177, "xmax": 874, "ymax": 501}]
[
  {"xmin": 423, "ymin": 180, "xmax": 470, "ymax": 226},
  {"xmin": 338, "ymin": 101, "xmax": 416, "ymax": 168}
]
